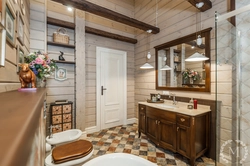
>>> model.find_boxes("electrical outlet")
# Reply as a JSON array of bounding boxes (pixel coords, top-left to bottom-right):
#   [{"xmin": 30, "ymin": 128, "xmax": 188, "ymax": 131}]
[{"xmin": 163, "ymin": 91, "xmax": 169, "ymax": 95}]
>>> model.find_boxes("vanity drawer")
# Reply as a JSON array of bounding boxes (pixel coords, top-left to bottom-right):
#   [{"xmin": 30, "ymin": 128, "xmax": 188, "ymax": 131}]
[
  {"xmin": 51, "ymin": 105, "xmax": 62, "ymax": 115},
  {"xmin": 52, "ymin": 115, "xmax": 62, "ymax": 124},
  {"xmin": 177, "ymin": 114, "xmax": 190, "ymax": 127},
  {"xmin": 139, "ymin": 104, "xmax": 146, "ymax": 112},
  {"xmin": 63, "ymin": 104, "xmax": 72, "ymax": 113},
  {"xmin": 63, "ymin": 114, "xmax": 72, "ymax": 123}
]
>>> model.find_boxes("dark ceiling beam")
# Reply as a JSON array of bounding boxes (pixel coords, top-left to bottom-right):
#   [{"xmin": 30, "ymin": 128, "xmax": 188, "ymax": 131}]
[
  {"xmin": 85, "ymin": 26, "xmax": 137, "ymax": 44},
  {"xmin": 51, "ymin": 0, "xmax": 160, "ymax": 34},
  {"xmin": 187, "ymin": 0, "xmax": 212, "ymax": 12}
]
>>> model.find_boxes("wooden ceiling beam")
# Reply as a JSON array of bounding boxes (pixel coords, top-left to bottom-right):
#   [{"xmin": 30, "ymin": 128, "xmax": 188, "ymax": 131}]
[
  {"xmin": 51, "ymin": 0, "xmax": 160, "ymax": 34},
  {"xmin": 187, "ymin": 0, "xmax": 212, "ymax": 12}
]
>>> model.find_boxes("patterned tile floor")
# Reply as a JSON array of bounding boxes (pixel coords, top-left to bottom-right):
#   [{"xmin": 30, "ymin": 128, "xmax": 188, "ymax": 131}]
[{"xmin": 82, "ymin": 123, "xmax": 215, "ymax": 166}]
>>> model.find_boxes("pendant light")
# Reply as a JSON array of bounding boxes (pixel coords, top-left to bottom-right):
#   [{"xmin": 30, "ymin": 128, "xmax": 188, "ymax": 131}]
[
  {"xmin": 160, "ymin": 57, "xmax": 172, "ymax": 70},
  {"xmin": 140, "ymin": 30, "xmax": 154, "ymax": 69},
  {"xmin": 185, "ymin": 2, "xmax": 209, "ymax": 62}
]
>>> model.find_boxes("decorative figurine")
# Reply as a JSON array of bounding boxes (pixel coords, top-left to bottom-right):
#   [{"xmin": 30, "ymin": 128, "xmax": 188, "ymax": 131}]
[
  {"xmin": 19, "ymin": 63, "xmax": 36, "ymax": 88},
  {"xmin": 59, "ymin": 51, "xmax": 65, "ymax": 61}
]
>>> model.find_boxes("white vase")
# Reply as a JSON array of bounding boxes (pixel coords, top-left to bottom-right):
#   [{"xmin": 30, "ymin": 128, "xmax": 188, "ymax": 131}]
[
  {"xmin": 189, "ymin": 78, "xmax": 193, "ymax": 84},
  {"xmin": 36, "ymin": 78, "xmax": 46, "ymax": 88}
]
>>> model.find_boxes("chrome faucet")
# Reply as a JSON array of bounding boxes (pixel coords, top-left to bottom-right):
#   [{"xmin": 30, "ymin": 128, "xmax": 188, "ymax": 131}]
[
  {"xmin": 49, "ymin": 125, "xmax": 53, "ymax": 138},
  {"xmin": 169, "ymin": 93, "xmax": 177, "ymax": 105}
]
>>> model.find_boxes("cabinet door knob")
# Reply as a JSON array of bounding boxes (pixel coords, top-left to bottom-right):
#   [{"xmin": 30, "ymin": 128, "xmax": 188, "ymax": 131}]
[
  {"xmin": 177, "ymin": 127, "xmax": 179, "ymax": 131},
  {"xmin": 158, "ymin": 121, "xmax": 161, "ymax": 125},
  {"xmin": 141, "ymin": 107, "xmax": 144, "ymax": 110},
  {"xmin": 155, "ymin": 120, "xmax": 158, "ymax": 124},
  {"xmin": 180, "ymin": 118, "xmax": 185, "ymax": 122}
]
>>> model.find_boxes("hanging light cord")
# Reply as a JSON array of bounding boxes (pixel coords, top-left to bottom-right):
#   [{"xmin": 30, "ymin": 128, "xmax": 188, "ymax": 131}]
[{"xmin": 155, "ymin": 0, "xmax": 158, "ymax": 27}]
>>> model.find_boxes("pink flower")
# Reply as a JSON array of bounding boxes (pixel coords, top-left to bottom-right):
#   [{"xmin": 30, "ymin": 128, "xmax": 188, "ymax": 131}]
[{"xmin": 35, "ymin": 57, "xmax": 44, "ymax": 64}]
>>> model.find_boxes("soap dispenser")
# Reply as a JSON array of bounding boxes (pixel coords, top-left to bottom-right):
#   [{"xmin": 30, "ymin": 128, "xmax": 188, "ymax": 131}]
[{"xmin": 188, "ymin": 98, "xmax": 194, "ymax": 109}]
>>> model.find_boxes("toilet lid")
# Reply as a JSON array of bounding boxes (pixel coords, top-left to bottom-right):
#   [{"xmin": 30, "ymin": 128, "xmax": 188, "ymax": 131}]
[{"xmin": 52, "ymin": 139, "xmax": 93, "ymax": 164}]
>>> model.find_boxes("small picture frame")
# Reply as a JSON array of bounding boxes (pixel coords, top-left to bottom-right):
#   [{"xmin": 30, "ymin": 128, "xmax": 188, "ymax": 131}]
[
  {"xmin": 55, "ymin": 68, "xmax": 67, "ymax": 81},
  {"xmin": 5, "ymin": 3, "xmax": 16, "ymax": 47},
  {"xmin": 20, "ymin": 0, "xmax": 25, "ymax": 15},
  {"xmin": 16, "ymin": 45, "xmax": 24, "ymax": 73},
  {"xmin": 16, "ymin": 11, "xmax": 24, "ymax": 45}
]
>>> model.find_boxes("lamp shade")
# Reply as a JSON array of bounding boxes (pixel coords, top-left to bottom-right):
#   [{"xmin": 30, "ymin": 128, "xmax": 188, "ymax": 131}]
[
  {"xmin": 185, "ymin": 52, "xmax": 209, "ymax": 62},
  {"xmin": 160, "ymin": 64, "xmax": 172, "ymax": 70},
  {"xmin": 140, "ymin": 62, "xmax": 154, "ymax": 69}
]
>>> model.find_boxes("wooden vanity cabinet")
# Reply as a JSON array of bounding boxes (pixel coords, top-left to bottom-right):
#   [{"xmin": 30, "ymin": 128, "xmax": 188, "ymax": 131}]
[
  {"xmin": 138, "ymin": 104, "xmax": 210, "ymax": 166},
  {"xmin": 146, "ymin": 106, "xmax": 177, "ymax": 151},
  {"xmin": 138, "ymin": 104, "xmax": 146, "ymax": 137}
]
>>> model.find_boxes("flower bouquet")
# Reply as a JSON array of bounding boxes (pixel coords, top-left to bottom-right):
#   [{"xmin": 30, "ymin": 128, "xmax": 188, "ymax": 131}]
[
  {"xmin": 182, "ymin": 69, "xmax": 201, "ymax": 84},
  {"xmin": 24, "ymin": 51, "xmax": 58, "ymax": 86}
]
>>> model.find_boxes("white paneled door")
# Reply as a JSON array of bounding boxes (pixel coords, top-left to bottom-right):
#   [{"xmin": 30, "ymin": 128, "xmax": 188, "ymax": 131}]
[{"xmin": 96, "ymin": 47, "xmax": 127, "ymax": 130}]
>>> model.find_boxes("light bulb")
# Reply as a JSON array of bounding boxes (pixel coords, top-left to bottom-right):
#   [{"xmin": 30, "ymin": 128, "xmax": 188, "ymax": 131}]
[
  {"xmin": 147, "ymin": 52, "xmax": 151, "ymax": 59},
  {"xmin": 196, "ymin": 35, "xmax": 202, "ymax": 46}
]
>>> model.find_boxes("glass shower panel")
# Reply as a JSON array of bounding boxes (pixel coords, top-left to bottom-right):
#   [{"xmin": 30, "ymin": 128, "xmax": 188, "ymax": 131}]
[{"xmin": 215, "ymin": 5, "xmax": 250, "ymax": 166}]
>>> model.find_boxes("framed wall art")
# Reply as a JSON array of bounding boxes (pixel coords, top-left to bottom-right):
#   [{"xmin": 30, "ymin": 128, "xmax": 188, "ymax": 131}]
[
  {"xmin": 5, "ymin": 3, "xmax": 15, "ymax": 47},
  {"xmin": 55, "ymin": 68, "xmax": 67, "ymax": 81},
  {"xmin": 16, "ymin": 45, "xmax": 24, "ymax": 72},
  {"xmin": 16, "ymin": 11, "xmax": 24, "ymax": 45},
  {"xmin": 20, "ymin": 0, "xmax": 25, "ymax": 15}
]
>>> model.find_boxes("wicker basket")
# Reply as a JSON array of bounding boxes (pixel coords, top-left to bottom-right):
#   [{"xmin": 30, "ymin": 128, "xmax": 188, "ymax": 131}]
[{"xmin": 53, "ymin": 28, "xmax": 69, "ymax": 44}]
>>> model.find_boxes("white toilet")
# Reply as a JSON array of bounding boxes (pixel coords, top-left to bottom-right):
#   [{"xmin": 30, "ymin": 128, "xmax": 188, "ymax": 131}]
[{"xmin": 45, "ymin": 139, "xmax": 93, "ymax": 166}]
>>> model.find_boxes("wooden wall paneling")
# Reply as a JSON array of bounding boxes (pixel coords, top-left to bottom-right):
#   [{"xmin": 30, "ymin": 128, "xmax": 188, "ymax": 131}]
[
  {"xmin": 86, "ymin": 0, "xmax": 134, "ymax": 17},
  {"xmin": 47, "ymin": 1, "xmax": 74, "ymax": 18},
  {"xmin": 0, "ymin": 83, "xmax": 20, "ymax": 93},
  {"xmin": 46, "ymin": 94, "xmax": 74, "ymax": 104},
  {"xmin": 48, "ymin": 51, "xmax": 75, "ymax": 62},
  {"xmin": 0, "ymin": 62, "xmax": 19, "ymax": 82},
  {"xmin": 30, "ymin": 0, "xmax": 46, "ymax": 52},
  {"xmin": 51, "ymin": 0, "xmax": 159, "ymax": 34},
  {"xmin": 85, "ymin": 26, "xmax": 137, "ymax": 44},
  {"xmin": 47, "ymin": 45, "xmax": 74, "ymax": 54}
]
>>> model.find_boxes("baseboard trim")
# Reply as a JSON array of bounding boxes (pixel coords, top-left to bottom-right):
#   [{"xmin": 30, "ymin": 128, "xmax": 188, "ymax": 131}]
[{"xmin": 85, "ymin": 118, "xmax": 138, "ymax": 134}]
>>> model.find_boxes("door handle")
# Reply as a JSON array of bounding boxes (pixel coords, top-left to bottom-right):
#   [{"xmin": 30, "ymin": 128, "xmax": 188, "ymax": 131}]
[{"xmin": 101, "ymin": 86, "xmax": 107, "ymax": 95}]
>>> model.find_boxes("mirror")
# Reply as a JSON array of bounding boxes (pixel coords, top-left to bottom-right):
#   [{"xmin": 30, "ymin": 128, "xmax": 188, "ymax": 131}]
[{"xmin": 155, "ymin": 28, "xmax": 212, "ymax": 92}]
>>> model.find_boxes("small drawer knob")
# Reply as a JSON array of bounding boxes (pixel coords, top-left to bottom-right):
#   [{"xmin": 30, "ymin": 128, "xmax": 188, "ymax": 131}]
[{"xmin": 180, "ymin": 118, "xmax": 185, "ymax": 122}]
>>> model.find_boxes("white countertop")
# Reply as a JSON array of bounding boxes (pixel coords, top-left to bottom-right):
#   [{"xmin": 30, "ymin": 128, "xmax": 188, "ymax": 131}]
[{"xmin": 138, "ymin": 100, "xmax": 211, "ymax": 116}]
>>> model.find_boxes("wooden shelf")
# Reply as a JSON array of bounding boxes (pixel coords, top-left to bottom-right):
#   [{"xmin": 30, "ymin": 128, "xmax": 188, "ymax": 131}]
[
  {"xmin": 54, "ymin": 60, "xmax": 75, "ymax": 64},
  {"xmin": 47, "ymin": 41, "xmax": 75, "ymax": 48},
  {"xmin": 47, "ymin": 17, "xmax": 75, "ymax": 29}
]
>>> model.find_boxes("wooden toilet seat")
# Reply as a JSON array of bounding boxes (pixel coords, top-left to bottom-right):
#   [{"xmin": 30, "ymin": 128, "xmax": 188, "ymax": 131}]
[{"xmin": 52, "ymin": 139, "xmax": 93, "ymax": 164}]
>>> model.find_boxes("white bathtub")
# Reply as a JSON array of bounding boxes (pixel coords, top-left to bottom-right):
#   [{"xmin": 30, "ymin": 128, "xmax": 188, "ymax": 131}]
[{"xmin": 82, "ymin": 153, "xmax": 157, "ymax": 166}]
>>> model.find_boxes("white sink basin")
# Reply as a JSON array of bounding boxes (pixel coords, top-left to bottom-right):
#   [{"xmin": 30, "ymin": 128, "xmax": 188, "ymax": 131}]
[
  {"xmin": 156, "ymin": 104, "xmax": 177, "ymax": 109},
  {"xmin": 46, "ymin": 129, "xmax": 82, "ymax": 145}
]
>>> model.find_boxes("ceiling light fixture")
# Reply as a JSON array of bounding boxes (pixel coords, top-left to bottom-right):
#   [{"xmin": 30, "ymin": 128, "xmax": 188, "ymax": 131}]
[
  {"xmin": 185, "ymin": 52, "xmax": 209, "ymax": 62},
  {"xmin": 185, "ymin": 2, "xmax": 209, "ymax": 62},
  {"xmin": 160, "ymin": 57, "xmax": 172, "ymax": 70},
  {"xmin": 67, "ymin": 6, "xmax": 73, "ymax": 11},
  {"xmin": 140, "ymin": 31, "xmax": 154, "ymax": 69}
]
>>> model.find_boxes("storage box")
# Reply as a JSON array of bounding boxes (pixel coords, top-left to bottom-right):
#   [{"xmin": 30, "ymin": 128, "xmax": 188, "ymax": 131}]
[{"xmin": 53, "ymin": 28, "xmax": 69, "ymax": 44}]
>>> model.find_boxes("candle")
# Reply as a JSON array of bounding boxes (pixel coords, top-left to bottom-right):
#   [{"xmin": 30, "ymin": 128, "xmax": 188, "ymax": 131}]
[{"xmin": 193, "ymin": 99, "xmax": 197, "ymax": 109}]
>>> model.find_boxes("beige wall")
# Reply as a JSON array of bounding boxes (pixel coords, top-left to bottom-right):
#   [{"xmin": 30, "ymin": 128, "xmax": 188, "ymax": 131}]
[{"xmin": 0, "ymin": 0, "xmax": 30, "ymax": 92}]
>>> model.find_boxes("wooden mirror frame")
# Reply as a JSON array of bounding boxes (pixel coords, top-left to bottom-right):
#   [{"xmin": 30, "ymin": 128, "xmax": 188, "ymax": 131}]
[{"xmin": 155, "ymin": 27, "xmax": 212, "ymax": 92}]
